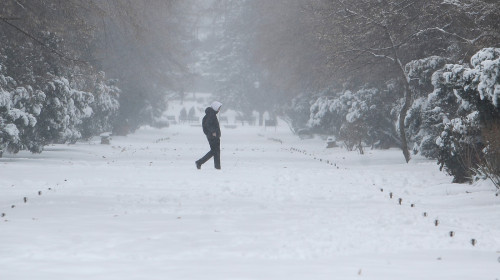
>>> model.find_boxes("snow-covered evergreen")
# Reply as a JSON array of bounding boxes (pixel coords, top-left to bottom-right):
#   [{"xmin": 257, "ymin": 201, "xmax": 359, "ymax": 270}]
[
  {"xmin": 308, "ymin": 85, "xmax": 398, "ymax": 150},
  {"xmin": 303, "ymin": 48, "xmax": 499, "ymax": 183},
  {"xmin": 80, "ymin": 72, "xmax": 120, "ymax": 139},
  {"xmin": 0, "ymin": 64, "xmax": 43, "ymax": 154},
  {"xmin": 410, "ymin": 48, "xmax": 500, "ymax": 182},
  {"xmin": 36, "ymin": 76, "xmax": 94, "ymax": 144},
  {"xmin": 469, "ymin": 48, "xmax": 500, "ymax": 108},
  {"xmin": 0, "ymin": 61, "xmax": 120, "ymax": 156}
]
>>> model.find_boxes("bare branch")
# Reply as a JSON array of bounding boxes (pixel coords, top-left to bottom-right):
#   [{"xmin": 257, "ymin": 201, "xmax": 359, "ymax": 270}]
[
  {"xmin": 413, "ymin": 27, "xmax": 474, "ymax": 44},
  {"xmin": 336, "ymin": 48, "xmax": 396, "ymax": 62},
  {"xmin": 14, "ymin": 0, "xmax": 25, "ymax": 10}
]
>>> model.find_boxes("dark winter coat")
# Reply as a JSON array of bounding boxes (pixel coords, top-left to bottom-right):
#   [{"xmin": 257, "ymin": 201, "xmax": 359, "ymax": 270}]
[{"xmin": 202, "ymin": 107, "xmax": 221, "ymax": 139}]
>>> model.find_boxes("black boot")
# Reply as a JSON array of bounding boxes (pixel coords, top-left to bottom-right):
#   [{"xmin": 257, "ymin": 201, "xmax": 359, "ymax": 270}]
[{"xmin": 195, "ymin": 161, "xmax": 201, "ymax": 169}]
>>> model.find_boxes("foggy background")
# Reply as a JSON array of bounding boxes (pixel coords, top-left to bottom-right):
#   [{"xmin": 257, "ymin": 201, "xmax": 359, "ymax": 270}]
[{"xmin": 1, "ymin": 0, "xmax": 499, "ymax": 182}]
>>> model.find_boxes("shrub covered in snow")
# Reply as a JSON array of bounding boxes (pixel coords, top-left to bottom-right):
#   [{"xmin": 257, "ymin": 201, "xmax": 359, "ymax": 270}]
[
  {"xmin": 0, "ymin": 64, "xmax": 44, "ymax": 153},
  {"xmin": 0, "ymin": 61, "xmax": 120, "ymax": 156},
  {"xmin": 282, "ymin": 93, "xmax": 312, "ymax": 133},
  {"xmin": 406, "ymin": 56, "xmax": 447, "ymax": 97},
  {"xmin": 435, "ymin": 115, "xmax": 482, "ymax": 183},
  {"xmin": 304, "ymin": 48, "xmax": 499, "ymax": 186},
  {"xmin": 80, "ymin": 72, "xmax": 120, "ymax": 139},
  {"xmin": 35, "ymin": 76, "xmax": 94, "ymax": 144},
  {"xmin": 406, "ymin": 56, "xmax": 448, "ymax": 155},
  {"xmin": 308, "ymin": 85, "xmax": 398, "ymax": 151},
  {"xmin": 411, "ymin": 48, "xmax": 500, "ymax": 183},
  {"xmin": 9, "ymin": 86, "xmax": 45, "ymax": 153},
  {"xmin": 475, "ymin": 121, "xmax": 500, "ymax": 192}
]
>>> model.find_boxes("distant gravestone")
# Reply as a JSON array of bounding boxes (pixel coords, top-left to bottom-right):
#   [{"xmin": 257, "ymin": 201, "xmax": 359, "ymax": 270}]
[
  {"xmin": 188, "ymin": 116, "xmax": 199, "ymax": 123},
  {"xmin": 167, "ymin": 115, "xmax": 177, "ymax": 124},
  {"xmin": 100, "ymin": 132, "xmax": 112, "ymax": 145},
  {"xmin": 236, "ymin": 115, "xmax": 256, "ymax": 126},
  {"xmin": 326, "ymin": 136, "xmax": 337, "ymax": 148},
  {"xmin": 264, "ymin": 119, "xmax": 277, "ymax": 127},
  {"xmin": 264, "ymin": 119, "xmax": 277, "ymax": 131}
]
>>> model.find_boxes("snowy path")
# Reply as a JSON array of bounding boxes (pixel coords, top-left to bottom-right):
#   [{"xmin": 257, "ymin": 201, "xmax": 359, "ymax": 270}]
[{"xmin": 1, "ymin": 125, "xmax": 499, "ymax": 280}]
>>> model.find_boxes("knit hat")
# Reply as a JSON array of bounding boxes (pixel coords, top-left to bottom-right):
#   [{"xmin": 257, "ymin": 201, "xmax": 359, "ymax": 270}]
[{"xmin": 211, "ymin": 101, "xmax": 222, "ymax": 111}]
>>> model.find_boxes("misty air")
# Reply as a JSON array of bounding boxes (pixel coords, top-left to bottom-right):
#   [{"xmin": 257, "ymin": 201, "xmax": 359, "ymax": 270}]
[{"xmin": 1, "ymin": 1, "xmax": 499, "ymax": 279}]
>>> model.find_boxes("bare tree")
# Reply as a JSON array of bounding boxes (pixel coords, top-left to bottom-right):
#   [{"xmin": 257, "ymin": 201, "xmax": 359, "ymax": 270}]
[{"xmin": 298, "ymin": 0, "xmax": 499, "ymax": 162}]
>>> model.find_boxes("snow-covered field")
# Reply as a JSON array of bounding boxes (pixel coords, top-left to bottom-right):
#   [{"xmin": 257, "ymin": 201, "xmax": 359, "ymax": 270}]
[{"xmin": 1, "ymin": 122, "xmax": 499, "ymax": 280}]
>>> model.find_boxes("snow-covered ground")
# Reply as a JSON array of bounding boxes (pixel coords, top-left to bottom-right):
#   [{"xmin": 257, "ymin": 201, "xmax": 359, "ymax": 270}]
[{"xmin": 1, "ymin": 121, "xmax": 499, "ymax": 280}]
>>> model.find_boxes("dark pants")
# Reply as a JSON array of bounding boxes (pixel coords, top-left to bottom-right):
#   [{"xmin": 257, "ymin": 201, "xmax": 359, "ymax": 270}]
[{"xmin": 197, "ymin": 137, "xmax": 221, "ymax": 169}]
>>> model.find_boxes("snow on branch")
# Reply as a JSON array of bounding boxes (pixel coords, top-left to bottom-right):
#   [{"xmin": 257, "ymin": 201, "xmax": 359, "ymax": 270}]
[
  {"xmin": 337, "ymin": 0, "xmax": 386, "ymax": 29},
  {"xmin": 412, "ymin": 27, "xmax": 487, "ymax": 45},
  {"xmin": 335, "ymin": 48, "xmax": 396, "ymax": 62}
]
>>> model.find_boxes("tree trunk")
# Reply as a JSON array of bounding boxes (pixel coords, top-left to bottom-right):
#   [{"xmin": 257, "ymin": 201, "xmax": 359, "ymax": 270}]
[
  {"xmin": 259, "ymin": 111, "xmax": 264, "ymax": 126},
  {"xmin": 398, "ymin": 75, "xmax": 412, "ymax": 163},
  {"xmin": 382, "ymin": 26, "xmax": 411, "ymax": 163}
]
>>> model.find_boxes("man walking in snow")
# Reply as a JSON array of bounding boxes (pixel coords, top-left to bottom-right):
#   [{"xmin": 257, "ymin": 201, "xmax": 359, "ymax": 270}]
[{"xmin": 196, "ymin": 101, "xmax": 222, "ymax": 170}]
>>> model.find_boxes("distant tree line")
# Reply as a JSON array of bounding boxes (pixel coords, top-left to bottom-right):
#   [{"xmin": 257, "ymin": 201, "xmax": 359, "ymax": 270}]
[
  {"xmin": 198, "ymin": 0, "xmax": 499, "ymax": 186},
  {"xmin": 0, "ymin": 0, "xmax": 194, "ymax": 155}
]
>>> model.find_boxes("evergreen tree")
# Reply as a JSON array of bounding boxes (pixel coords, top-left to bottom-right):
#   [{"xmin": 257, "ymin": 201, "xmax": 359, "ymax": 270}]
[
  {"xmin": 412, "ymin": 48, "xmax": 500, "ymax": 182},
  {"xmin": 179, "ymin": 107, "xmax": 187, "ymax": 123}
]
